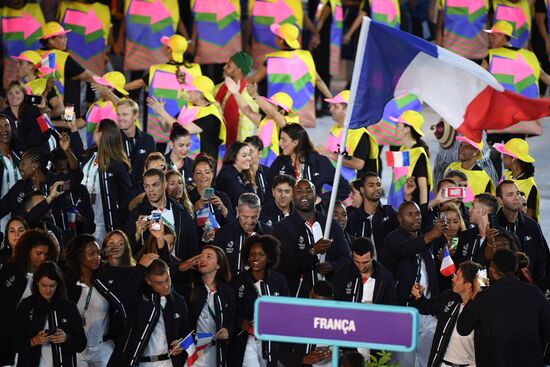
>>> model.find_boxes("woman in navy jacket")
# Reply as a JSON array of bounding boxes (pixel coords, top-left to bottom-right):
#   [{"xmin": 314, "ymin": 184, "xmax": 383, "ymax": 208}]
[
  {"xmin": 184, "ymin": 245, "xmax": 236, "ymax": 367},
  {"xmin": 64, "ymin": 234, "xmax": 127, "ymax": 363},
  {"xmin": 215, "ymin": 142, "xmax": 256, "ymax": 210},
  {"xmin": 267, "ymin": 124, "xmax": 350, "ymax": 206},
  {"xmin": 13, "ymin": 261, "xmax": 86, "ymax": 367},
  {"xmin": 229, "ymin": 235, "xmax": 289, "ymax": 367},
  {"xmin": 80, "ymin": 119, "xmax": 132, "ymax": 241}
]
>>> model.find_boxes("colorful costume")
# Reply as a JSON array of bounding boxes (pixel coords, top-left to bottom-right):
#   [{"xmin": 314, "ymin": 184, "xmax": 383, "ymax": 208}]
[
  {"xmin": 316, "ymin": 0, "xmax": 343, "ymax": 77},
  {"xmin": 123, "ymin": 0, "xmax": 179, "ymax": 71},
  {"xmin": 325, "ymin": 125, "xmax": 378, "ymax": 181},
  {"xmin": 191, "ymin": 0, "xmax": 242, "ymax": 64},
  {"xmin": 388, "ymin": 146, "xmax": 432, "ymax": 209},
  {"xmin": 147, "ymin": 62, "xmax": 202, "ymax": 143},
  {"xmin": 248, "ymin": 0, "xmax": 303, "ymax": 70},
  {"xmin": 492, "ymin": 0, "xmax": 531, "ymax": 49},
  {"xmin": 438, "ymin": 0, "xmax": 489, "ymax": 60},
  {"xmin": 0, "ymin": 3, "xmax": 45, "ymax": 88},
  {"xmin": 367, "ymin": 93, "xmax": 422, "ymax": 146},
  {"xmin": 486, "ymin": 47, "xmax": 542, "ymax": 136},
  {"xmin": 368, "ymin": 0, "xmax": 401, "ymax": 28},
  {"xmin": 57, "ymin": 1, "xmax": 111, "ymax": 75},
  {"xmin": 266, "ymin": 50, "xmax": 317, "ymax": 127}
]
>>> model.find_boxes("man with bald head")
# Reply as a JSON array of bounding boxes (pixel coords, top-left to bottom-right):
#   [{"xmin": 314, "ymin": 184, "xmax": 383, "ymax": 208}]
[
  {"xmin": 273, "ymin": 179, "xmax": 351, "ymax": 298},
  {"xmin": 382, "ymin": 200, "xmax": 447, "ymax": 367}
]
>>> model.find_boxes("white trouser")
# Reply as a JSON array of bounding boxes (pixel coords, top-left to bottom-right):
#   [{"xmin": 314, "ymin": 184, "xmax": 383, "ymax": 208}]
[
  {"xmin": 393, "ymin": 314, "xmax": 437, "ymax": 367},
  {"xmin": 243, "ymin": 336, "xmax": 268, "ymax": 367},
  {"xmin": 77, "ymin": 340, "xmax": 114, "ymax": 367}
]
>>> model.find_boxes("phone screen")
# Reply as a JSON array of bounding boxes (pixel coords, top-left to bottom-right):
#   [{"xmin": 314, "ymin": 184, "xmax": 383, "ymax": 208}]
[{"xmin": 63, "ymin": 104, "xmax": 74, "ymax": 121}]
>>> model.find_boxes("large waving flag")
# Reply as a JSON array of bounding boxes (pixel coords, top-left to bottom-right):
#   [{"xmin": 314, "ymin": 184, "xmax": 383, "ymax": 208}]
[{"xmin": 349, "ymin": 17, "xmax": 550, "ymax": 142}]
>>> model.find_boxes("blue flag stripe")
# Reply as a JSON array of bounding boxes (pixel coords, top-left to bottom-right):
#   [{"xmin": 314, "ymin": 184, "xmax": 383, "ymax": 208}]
[{"xmin": 349, "ymin": 19, "xmax": 439, "ymax": 129}]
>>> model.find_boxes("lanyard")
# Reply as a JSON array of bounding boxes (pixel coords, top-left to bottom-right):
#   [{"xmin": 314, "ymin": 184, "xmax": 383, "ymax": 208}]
[
  {"xmin": 82, "ymin": 284, "xmax": 94, "ymax": 314},
  {"xmin": 84, "ymin": 154, "xmax": 99, "ymax": 194}
]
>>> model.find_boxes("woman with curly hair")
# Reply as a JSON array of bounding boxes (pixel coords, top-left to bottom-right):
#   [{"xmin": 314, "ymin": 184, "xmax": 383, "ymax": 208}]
[
  {"xmin": 63, "ymin": 234, "xmax": 127, "ymax": 366},
  {"xmin": 229, "ymin": 234, "xmax": 289, "ymax": 366}
]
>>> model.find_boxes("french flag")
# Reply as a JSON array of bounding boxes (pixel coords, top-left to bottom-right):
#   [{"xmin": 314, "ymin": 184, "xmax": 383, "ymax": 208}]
[
  {"xmin": 386, "ymin": 151, "xmax": 410, "ymax": 167},
  {"xmin": 440, "ymin": 246, "xmax": 456, "ymax": 277},
  {"xmin": 187, "ymin": 333, "xmax": 214, "ymax": 366},
  {"xmin": 178, "ymin": 332, "xmax": 196, "ymax": 364},
  {"xmin": 38, "ymin": 53, "xmax": 56, "ymax": 77},
  {"xmin": 349, "ymin": 18, "xmax": 550, "ymax": 142},
  {"xmin": 196, "ymin": 204, "xmax": 220, "ymax": 229}
]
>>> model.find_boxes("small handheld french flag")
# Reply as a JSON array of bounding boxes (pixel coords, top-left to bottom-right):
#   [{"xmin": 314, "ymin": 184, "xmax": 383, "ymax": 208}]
[
  {"xmin": 186, "ymin": 332, "xmax": 214, "ymax": 366},
  {"xmin": 38, "ymin": 53, "xmax": 56, "ymax": 78},
  {"xmin": 440, "ymin": 246, "xmax": 456, "ymax": 277},
  {"xmin": 386, "ymin": 151, "xmax": 410, "ymax": 167},
  {"xmin": 178, "ymin": 332, "xmax": 195, "ymax": 362}
]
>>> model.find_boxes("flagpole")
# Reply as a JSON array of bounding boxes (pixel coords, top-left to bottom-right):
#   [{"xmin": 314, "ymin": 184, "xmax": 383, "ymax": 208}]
[{"xmin": 324, "ymin": 17, "xmax": 371, "ymax": 240}]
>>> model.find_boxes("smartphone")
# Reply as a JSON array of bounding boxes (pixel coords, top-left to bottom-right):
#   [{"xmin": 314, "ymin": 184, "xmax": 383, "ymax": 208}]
[
  {"xmin": 203, "ymin": 187, "xmax": 214, "ymax": 201},
  {"xmin": 57, "ymin": 180, "xmax": 72, "ymax": 193},
  {"xmin": 23, "ymin": 94, "xmax": 42, "ymax": 105},
  {"xmin": 450, "ymin": 237, "xmax": 459, "ymax": 251},
  {"xmin": 439, "ymin": 211, "xmax": 448, "ymax": 224},
  {"xmin": 63, "ymin": 104, "xmax": 74, "ymax": 121},
  {"xmin": 44, "ymin": 329, "xmax": 55, "ymax": 336},
  {"xmin": 150, "ymin": 209, "xmax": 162, "ymax": 231},
  {"xmin": 478, "ymin": 269, "xmax": 489, "ymax": 288},
  {"xmin": 444, "ymin": 187, "xmax": 466, "ymax": 199},
  {"xmin": 488, "ymin": 213, "xmax": 498, "ymax": 228}
]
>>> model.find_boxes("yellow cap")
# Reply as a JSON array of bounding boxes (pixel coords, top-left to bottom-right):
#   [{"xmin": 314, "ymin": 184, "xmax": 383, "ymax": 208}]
[
  {"xmin": 12, "ymin": 50, "xmax": 42, "ymax": 66},
  {"xmin": 324, "ymin": 90, "xmax": 350, "ymax": 104},
  {"xmin": 270, "ymin": 23, "xmax": 301, "ymax": 49},
  {"xmin": 263, "ymin": 92, "xmax": 295, "ymax": 114},
  {"xmin": 93, "ymin": 71, "xmax": 129, "ymax": 96},
  {"xmin": 484, "ymin": 21, "xmax": 515, "ymax": 38},
  {"xmin": 188, "ymin": 75, "xmax": 215, "ymax": 103},
  {"xmin": 494, "ymin": 138, "xmax": 534, "ymax": 163},
  {"xmin": 390, "ymin": 110, "xmax": 424, "ymax": 137},
  {"xmin": 160, "ymin": 35, "xmax": 188, "ymax": 63},
  {"xmin": 41, "ymin": 22, "xmax": 71, "ymax": 39}
]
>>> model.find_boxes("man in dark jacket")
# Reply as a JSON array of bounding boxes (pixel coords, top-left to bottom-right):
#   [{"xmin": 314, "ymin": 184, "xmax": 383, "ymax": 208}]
[
  {"xmin": 381, "ymin": 200, "xmax": 446, "ymax": 367},
  {"xmin": 333, "ymin": 237, "xmax": 397, "ymax": 305},
  {"xmin": 346, "ymin": 173, "xmax": 398, "ymax": 258},
  {"xmin": 411, "ymin": 260, "xmax": 481, "ymax": 367},
  {"xmin": 214, "ymin": 193, "xmax": 272, "ymax": 275},
  {"xmin": 108, "ymin": 257, "xmax": 190, "ymax": 366},
  {"xmin": 496, "ymin": 180, "xmax": 548, "ymax": 283},
  {"xmin": 117, "ymin": 99, "xmax": 156, "ymax": 183},
  {"xmin": 259, "ymin": 174, "xmax": 295, "ymax": 227},
  {"xmin": 457, "ymin": 249, "xmax": 550, "ymax": 366},
  {"xmin": 126, "ymin": 168, "xmax": 198, "ymax": 261},
  {"xmin": 273, "ymin": 179, "xmax": 351, "ymax": 298}
]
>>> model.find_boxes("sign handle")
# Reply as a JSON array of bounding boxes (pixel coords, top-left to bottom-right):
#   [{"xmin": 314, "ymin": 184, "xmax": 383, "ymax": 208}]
[{"xmin": 332, "ymin": 345, "xmax": 339, "ymax": 366}]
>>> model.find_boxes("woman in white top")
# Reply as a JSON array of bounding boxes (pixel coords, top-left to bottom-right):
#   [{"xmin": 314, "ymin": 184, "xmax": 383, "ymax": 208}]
[{"xmin": 64, "ymin": 234, "xmax": 127, "ymax": 367}]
